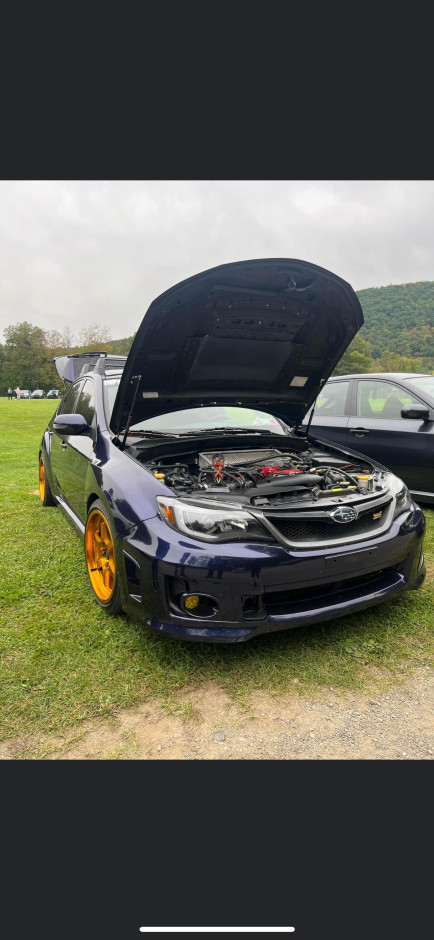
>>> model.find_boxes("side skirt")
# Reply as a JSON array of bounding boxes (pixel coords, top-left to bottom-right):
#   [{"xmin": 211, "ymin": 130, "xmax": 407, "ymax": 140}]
[{"xmin": 55, "ymin": 495, "xmax": 85, "ymax": 536}]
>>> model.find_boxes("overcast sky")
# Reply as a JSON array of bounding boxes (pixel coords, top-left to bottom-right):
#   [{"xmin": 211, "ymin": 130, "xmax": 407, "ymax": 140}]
[{"xmin": 1, "ymin": 179, "xmax": 433, "ymax": 340}]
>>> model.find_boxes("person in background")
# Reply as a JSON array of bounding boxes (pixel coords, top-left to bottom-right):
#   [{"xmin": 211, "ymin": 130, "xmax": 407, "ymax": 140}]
[
  {"xmin": 15, "ymin": 386, "xmax": 21, "ymax": 399},
  {"xmin": 7, "ymin": 387, "xmax": 13, "ymax": 399}
]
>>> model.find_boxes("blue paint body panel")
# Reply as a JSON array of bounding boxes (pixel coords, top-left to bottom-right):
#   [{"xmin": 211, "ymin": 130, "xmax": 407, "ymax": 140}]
[
  {"xmin": 39, "ymin": 261, "xmax": 427, "ymax": 643},
  {"xmin": 40, "ymin": 375, "xmax": 426, "ymax": 642}
]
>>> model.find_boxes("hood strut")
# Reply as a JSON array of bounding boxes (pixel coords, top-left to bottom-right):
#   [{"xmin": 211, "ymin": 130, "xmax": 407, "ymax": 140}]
[
  {"xmin": 116, "ymin": 375, "xmax": 141, "ymax": 450},
  {"xmin": 303, "ymin": 396, "xmax": 317, "ymax": 440}
]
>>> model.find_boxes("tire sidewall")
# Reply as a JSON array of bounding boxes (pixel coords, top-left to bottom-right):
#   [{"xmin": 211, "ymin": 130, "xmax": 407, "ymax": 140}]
[
  {"xmin": 39, "ymin": 452, "xmax": 56, "ymax": 507},
  {"xmin": 85, "ymin": 499, "xmax": 123, "ymax": 614}
]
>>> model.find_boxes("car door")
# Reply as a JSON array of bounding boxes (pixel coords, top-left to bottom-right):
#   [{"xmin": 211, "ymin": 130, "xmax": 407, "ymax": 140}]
[
  {"xmin": 303, "ymin": 379, "xmax": 352, "ymax": 448},
  {"xmin": 56, "ymin": 378, "xmax": 97, "ymax": 523},
  {"xmin": 347, "ymin": 378, "xmax": 433, "ymax": 491},
  {"xmin": 50, "ymin": 381, "xmax": 84, "ymax": 501}
]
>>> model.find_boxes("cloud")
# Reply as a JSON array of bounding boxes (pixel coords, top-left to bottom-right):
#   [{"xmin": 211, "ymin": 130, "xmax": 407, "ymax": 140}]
[{"xmin": 1, "ymin": 180, "xmax": 433, "ymax": 339}]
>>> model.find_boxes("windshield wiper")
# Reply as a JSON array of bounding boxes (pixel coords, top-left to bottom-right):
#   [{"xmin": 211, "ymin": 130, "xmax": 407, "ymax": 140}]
[
  {"xmin": 123, "ymin": 427, "xmax": 287, "ymax": 440},
  {"xmin": 179, "ymin": 426, "xmax": 285, "ymax": 435},
  {"xmin": 123, "ymin": 429, "xmax": 179, "ymax": 438}
]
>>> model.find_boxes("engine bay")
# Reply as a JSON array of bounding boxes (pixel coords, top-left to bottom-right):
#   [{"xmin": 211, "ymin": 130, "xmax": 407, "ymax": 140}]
[{"xmin": 135, "ymin": 442, "xmax": 390, "ymax": 508}]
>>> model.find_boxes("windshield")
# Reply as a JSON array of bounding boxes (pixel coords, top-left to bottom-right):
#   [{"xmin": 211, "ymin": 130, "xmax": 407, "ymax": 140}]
[
  {"xmin": 103, "ymin": 378, "xmax": 287, "ymax": 435},
  {"xmin": 406, "ymin": 375, "xmax": 434, "ymax": 401}
]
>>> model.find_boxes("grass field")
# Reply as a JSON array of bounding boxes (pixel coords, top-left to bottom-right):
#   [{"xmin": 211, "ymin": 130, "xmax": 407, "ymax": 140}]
[{"xmin": 1, "ymin": 398, "xmax": 433, "ymax": 743}]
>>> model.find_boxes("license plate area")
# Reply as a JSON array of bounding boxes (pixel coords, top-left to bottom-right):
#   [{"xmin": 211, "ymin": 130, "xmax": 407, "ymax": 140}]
[{"xmin": 325, "ymin": 545, "xmax": 378, "ymax": 575}]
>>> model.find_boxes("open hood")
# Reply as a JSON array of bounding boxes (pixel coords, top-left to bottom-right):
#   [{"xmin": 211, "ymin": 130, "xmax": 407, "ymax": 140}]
[{"xmin": 110, "ymin": 258, "xmax": 363, "ymax": 435}]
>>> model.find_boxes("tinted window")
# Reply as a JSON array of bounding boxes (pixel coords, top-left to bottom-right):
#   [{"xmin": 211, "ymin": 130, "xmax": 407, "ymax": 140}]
[
  {"xmin": 314, "ymin": 381, "xmax": 350, "ymax": 417},
  {"xmin": 357, "ymin": 380, "xmax": 421, "ymax": 419},
  {"xmin": 75, "ymin": 379, "xmax": 96, "ymax": 427},
  {"xmin": 57, "ymin": 382, "xmax": 83, "ymax": 416}
]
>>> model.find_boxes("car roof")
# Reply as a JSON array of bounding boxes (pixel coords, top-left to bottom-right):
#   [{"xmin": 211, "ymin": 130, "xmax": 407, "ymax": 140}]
[{"xmin": 326, "ymin": 372, "xmax": 433, "ymax": 381}]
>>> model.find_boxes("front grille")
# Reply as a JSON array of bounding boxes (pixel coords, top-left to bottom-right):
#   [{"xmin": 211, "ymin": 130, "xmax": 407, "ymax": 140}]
[
  {"xmin": 266, "ymin": 501, "xmax": 392, "ymax": 544},
  {"xmin": 167, "ymin": 576, "xmax": 188, "ymax": 600},
  {"xmin": 265, "ymin": 568, "xmax": 392, "ymax": 614}
]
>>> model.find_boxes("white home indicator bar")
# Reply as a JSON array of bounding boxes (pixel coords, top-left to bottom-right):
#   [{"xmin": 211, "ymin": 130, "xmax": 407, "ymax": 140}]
[{"xmin": 140, "ymin": 930, "xmax": 295, "ymax": 934}]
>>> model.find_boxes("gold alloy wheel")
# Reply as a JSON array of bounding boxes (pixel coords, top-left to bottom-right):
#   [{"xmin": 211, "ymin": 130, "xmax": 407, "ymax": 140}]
[
  {"xmin": 85, "ymin": 509, "xmax": 116, "ymax": 602},
  {"xmin": 39, "ymin": 458, "xmax": 45, "ymax": 501}
]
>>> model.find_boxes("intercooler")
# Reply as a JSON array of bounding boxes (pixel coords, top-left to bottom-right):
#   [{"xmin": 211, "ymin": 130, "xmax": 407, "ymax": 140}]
[{"xmin": 198, "ymin": 448, "xmax": 283, "ymax": 469}]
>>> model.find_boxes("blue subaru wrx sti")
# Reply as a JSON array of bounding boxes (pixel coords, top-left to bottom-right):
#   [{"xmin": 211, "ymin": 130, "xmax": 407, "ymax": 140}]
[{"xmin": 39, "ymin": 259, "xmax": 426, "ymax": 642}]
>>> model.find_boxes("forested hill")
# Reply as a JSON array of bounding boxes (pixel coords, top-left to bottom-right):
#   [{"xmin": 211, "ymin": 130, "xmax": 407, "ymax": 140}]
[
  {"xmin": 356, "ymin": 280, "xmax": 434, "ymax": 362},
  {"xmin": 110, "ymin": 281, "xmax": 434, "ymax": 363},
  {"xmin": 1, "ymin": 279, "xmax": 433, "ymax": 393}
]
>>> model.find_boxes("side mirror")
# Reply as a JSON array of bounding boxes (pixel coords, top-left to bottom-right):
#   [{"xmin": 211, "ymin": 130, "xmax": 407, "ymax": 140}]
[
  {"xmin": 400, "ymin": 404, "xmax": 430, "ymax": 421},
  {"xmin": 53, "ymin": 413, "xmax": 90, "ymax": 435}
]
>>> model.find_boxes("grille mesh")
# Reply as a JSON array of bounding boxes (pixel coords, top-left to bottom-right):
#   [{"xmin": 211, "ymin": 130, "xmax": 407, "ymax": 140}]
[
  {"xmin": 266, "ymin": 503, "xmax": 391, "ymax": 544},
  {"xmin": 265, "ymin": 569, "xmax": 388, "ymax": 610}
]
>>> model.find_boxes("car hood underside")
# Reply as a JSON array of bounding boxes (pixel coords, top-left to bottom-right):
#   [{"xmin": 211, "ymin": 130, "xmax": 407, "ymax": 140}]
[{"xmin": 110, "ymin": 258, "xmax": 363, "ymax": 435}]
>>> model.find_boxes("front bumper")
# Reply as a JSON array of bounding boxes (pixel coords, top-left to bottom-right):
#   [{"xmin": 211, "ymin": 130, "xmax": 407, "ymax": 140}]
[{"xmin": 118, "ymin": 505, "xmax": 426, "ymax": 642}]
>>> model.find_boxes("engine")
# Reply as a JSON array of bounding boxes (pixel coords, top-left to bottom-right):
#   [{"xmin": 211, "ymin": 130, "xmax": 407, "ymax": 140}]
[{"xmin": 143, "ymin": 446, "xmax": 386, "ymax": 507}]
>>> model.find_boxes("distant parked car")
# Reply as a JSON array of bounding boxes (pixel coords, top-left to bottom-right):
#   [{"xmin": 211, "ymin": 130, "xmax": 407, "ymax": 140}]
[
  {"xmin": 302, "ymin": 372, "xmax": 434, "ymax": 504},
  {"xmin": 20, "ymin": 389, "xmax": 30, "ymax": 399},
  {"xmin": 46, "ymin": 389, "xmax": 61, "ymax": 399},
  {"xmin": 31, "ymin": 389, "xmax": 45, "ymax": 399}
]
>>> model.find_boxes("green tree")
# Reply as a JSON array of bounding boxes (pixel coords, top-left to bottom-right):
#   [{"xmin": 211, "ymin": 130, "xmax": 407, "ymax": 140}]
[
  {"xmin": 0, "ymin": 343, "xmax": 6, "ymax": 395},
  {"xmin": 2, "ymin": 322, "xmax": 53, "ymax": 390},
  {"xmin": 373, "ymin": 350, "xmax": 424, "ymax": 373},
  {"xmin": 356, "ymin": 280, "xmax": 434, "ymax": 368},
  {"xmin": 333, "ymin": 334, "xmax": 373, "ymax": 376},
  {"xmin": 109, "ymin": 333, "xmax": 136, "ymax": 355}
]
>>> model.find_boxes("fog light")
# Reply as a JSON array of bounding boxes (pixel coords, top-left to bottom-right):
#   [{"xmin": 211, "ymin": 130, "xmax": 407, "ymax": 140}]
[{"xmin": 181, "ymin": 593, "xmax": 219, "ymax": 618}]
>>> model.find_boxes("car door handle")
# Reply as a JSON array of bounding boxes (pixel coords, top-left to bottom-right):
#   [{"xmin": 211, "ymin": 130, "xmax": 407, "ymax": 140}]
[{"xmin": 349, "ymin": 428, "xmax": 370, "ymax": 436}]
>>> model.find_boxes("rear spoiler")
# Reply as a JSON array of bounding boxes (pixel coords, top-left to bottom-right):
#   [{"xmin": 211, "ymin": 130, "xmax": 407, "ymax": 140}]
[{"xmin": 54, "ymin": 352, "xmax": 127, "ymax": 384}]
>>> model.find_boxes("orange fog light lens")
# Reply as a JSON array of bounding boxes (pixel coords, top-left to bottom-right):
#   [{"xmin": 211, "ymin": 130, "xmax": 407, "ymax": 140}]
[{"xmin": 184, "ymin": 595, "xmax": 200, "ymax": 610}]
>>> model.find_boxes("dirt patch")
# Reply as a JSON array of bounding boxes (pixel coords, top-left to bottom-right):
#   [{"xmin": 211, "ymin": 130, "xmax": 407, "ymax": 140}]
[{"xmin": 2, "ymin": 668, "xmax": 434, "ymax": 760}]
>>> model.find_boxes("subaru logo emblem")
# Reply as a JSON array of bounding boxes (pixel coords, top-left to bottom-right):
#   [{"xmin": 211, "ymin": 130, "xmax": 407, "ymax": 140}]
[{"xmin": 330, "ymin": 506, "xmax": 357, "ymax": 523}]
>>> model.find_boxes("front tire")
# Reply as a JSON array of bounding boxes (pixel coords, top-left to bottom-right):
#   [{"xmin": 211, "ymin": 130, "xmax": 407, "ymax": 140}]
[
  {"xmin": 84, "ymin": 500, "xmax": 122, "ymax": 614},
  {"xmin": 39, "ymin": 454, "xmax": 56, "ymax": 507}
]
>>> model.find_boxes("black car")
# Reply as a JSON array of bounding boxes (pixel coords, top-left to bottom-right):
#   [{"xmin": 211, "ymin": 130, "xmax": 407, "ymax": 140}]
[
  {"xmin": 31, "ymin": 389, "xmax": 45, "ymax": 399},
  {"xmin": 38, "ymin": 259, "xmax": 426, "ymax": 642},
  {"xmin": 303, "ymin": 373, "xmax": 434, "ymax": 504},
  {"xmin": 46, "ymin": 389, "xmax": 61, "ymax": 399}
]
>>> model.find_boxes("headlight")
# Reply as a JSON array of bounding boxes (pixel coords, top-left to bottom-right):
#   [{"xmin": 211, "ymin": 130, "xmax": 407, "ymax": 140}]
[
  {"xmin": 393, "ymin": 483, "xmax": 413, "ymax": 519},
  {"xmin": 157, "ymin": 496, "xmax": 272, "ymax": 542}
]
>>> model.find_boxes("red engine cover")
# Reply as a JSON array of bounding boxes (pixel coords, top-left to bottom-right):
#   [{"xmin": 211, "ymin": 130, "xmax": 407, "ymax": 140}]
[{"xmin": 259, "ymin": 465, "xmax": 302, "ymax": 478}]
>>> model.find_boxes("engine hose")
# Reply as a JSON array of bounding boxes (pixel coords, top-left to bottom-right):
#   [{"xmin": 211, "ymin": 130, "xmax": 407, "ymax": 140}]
[
  {"xmin": 325, "ymin": 467, "xmax": 363, "ymax": 490},
  {"xmin": 238, "ymin": 473, "xmax": 321, "ymax": 497}
]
